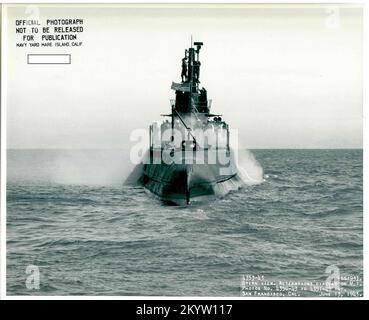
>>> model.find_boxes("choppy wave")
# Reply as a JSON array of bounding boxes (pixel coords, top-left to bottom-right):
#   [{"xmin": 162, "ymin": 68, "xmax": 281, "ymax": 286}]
[{"xmin": 7, "ymin": 149, "xmax": 363, "ymax": 296}]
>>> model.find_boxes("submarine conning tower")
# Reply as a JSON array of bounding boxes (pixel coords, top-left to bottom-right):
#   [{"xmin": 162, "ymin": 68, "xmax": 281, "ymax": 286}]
[
  {"xmin": 171, "ymin": 41, "xmax": 210, "ymax": 114},
  {"xmin": 148, "ymin": 41, "xmax": 230, "ymax": 160}
]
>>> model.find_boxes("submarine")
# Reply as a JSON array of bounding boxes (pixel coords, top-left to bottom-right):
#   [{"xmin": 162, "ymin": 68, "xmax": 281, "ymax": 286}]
[{"xmin": 139, "ymin": 41, "xmax": 244, "ymax": 205}]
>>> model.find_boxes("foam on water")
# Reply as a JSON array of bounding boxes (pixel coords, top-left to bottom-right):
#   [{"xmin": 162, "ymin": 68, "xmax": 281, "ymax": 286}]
[
  {"xmin": 7, "ymin": 149, "xmax": 135, "ymax": 186},
  {"xmin": 235, "ymin": 149, "xmax": 264, "ymax": 185}
]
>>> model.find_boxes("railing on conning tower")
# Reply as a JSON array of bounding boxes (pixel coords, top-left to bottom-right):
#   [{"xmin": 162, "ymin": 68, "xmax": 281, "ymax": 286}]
[
  {"xmin": 149, "ymin": 120, "xmax": 231, "ymax": 152},
  {"xmin": 170, "ymin": 99, "xmax": 212, "ymax": 113}
]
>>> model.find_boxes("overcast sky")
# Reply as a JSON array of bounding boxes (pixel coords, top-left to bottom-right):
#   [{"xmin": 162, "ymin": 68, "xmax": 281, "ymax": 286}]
[{"xmin": 6, "ymin": 4, "xmax": 363, "ymax": 148}]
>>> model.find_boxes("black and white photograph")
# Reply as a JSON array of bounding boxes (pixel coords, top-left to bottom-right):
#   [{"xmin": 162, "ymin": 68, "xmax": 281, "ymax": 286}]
[{"xmin": 0, "ymin": 1, "xmax": 366, "ymax": 303}]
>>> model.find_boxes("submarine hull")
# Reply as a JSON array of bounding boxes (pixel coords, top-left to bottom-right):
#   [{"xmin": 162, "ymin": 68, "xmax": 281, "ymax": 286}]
[{"xmin": 140, "ymin": 152, "xmax": 244, "ymax": 205}]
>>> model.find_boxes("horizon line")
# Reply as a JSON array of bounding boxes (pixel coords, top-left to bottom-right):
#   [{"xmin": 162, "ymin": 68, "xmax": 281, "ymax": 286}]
[{"xmin": 6, "ymin": 147, "xmax": 364, "ymax": 150}]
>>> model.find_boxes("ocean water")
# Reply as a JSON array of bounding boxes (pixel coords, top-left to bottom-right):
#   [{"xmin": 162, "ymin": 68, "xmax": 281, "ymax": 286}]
[{"xmin": 6, "ymin": 149, "xmax": 363, "ymax": 296}]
